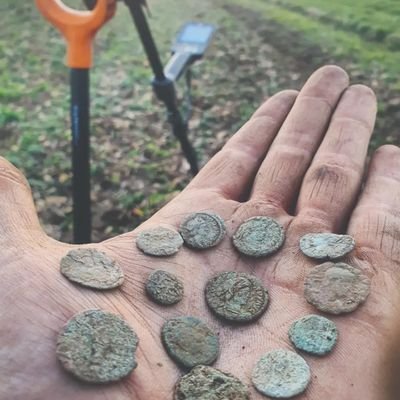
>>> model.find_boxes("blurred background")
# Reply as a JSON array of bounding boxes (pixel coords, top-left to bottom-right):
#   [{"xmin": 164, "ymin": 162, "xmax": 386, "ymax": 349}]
[{"xmin": 1, "ymin": 0, "xmax": 400, "ymax": 242}]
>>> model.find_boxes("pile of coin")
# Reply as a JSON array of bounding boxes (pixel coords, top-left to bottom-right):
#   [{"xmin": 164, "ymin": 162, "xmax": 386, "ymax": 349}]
[{"xmin": 55, "ymin": 211, "xmax": 370, "ymax": 399}]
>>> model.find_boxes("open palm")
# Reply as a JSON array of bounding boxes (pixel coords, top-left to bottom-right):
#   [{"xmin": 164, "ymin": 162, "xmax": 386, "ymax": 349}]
[{"xmin": 1, "ymin": 66, "xmax": 399, "ymax": 400}]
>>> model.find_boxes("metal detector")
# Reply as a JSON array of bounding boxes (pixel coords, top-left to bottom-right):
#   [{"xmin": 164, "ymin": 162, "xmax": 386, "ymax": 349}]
[{"xmin": 86, "ymin": 0, "xmax": 216, "ymax": 174}]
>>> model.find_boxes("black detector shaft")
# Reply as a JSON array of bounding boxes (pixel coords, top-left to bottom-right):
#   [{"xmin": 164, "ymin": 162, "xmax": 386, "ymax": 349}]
[{"xmin": 123, "ymin": 0, "xmax": 199, "ymax": 174}]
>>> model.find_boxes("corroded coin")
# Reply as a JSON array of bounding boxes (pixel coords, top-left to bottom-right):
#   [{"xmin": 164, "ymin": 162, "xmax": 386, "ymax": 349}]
[
  {"xmin": 174, "ymin": 365, "xmax": 250, "ymax": 400},
  {"xmin": 179, "ymin": 212, "xmax": 226, "ymax": 249},
  {"xmin": 145, "ymin": 270, "xmax": 184, "ymax": 305},
  {"xmin": 56, "ymin": 309, "xmax": 139, "ymax": 383},
  {"xmin": 60, "ymin": 248, "xmax": 124, "ymax": 289},
  {"xmin": 136, "ymin": 226, "xmax": 183, "ymax": 256},
  {"xmin": 205, "ymin": 271, "xmax": 269, "ymax": 322},
  {"xmin": 304, "ymin": 262, "xmax": 370, "ymax": 314},
  {"xmin": 233, "ymin": 216, "xmax": 285, "ymax": 257},
  {"xmin": 161, "ymin": 316, "xmax": 219, "ymax": 369},
  {"xmin": 252, "ymin": 349, "xmax": 311, "ymax": 398},
  {"xmin": 300, "ymin": 233, "xmax": 355, "ymax": 260},
  {"xmin": 289, "ymin": 314, "xmax": 338, "ymax": 356}
]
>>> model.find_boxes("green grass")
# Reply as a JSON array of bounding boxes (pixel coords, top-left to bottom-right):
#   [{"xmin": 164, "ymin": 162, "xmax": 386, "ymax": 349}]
[{"xmin": 231, "ymin": 0, "xmax": 400, "ymax": 83}]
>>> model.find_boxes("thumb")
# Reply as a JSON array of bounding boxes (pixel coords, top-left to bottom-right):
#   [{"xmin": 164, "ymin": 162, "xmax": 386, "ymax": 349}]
[{"xmin": 0, "ymin": 157, "xmax": 49, "ymax": 250}]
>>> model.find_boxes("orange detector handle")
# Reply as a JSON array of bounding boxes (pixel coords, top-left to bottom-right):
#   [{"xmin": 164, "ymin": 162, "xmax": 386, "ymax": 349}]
[{"xmin": 35, "ymin": 0, "xmax": 116, "ymax": 68}]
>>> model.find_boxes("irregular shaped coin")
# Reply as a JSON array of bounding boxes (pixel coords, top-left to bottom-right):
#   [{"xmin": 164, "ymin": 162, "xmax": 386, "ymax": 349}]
[
  {"xmin": 304, "ymin": 262, "xmax": 370, "ymax": 314},
  {"xmin": 205, "ymin": 271, "xmax": 269, "ymax": 322},
  {"xmin": 60, "ymin": 248, "xmax": 124, "ymax": 289},
  {"xmin": 145, "ymin": 270, "xmax": 184, "ymax": 305},
  {"xmin": 174, "ymin": 365, "xmax": 250, "ymax": 400},
  {"xmin": 161, "ymin": 316, "xmax": 219, "ymax": 369},
  {"xmin": 300, "ymin": 233, "xmax": 355, "ymax": 260},
  {"xmin": 136, "ymin": 226, "xmax": 183, "ymax": 256},
  {"xmin": 179, "ymin": 212, "xmax": 226, "ymax": 249},
  {"xmin": 252, "ymin": 349, "xmax": 311, "ymax": 398},
  {"xmin": 289, "ymin": 314, "xmax": 338, "ymax": 355},
  {"xmin": 56, "ymin": 309, "xmax": 139, "ymax": 383},
  {"xmin": 233, "ymin": 216, "xmax": 284, "ymax": 257}
]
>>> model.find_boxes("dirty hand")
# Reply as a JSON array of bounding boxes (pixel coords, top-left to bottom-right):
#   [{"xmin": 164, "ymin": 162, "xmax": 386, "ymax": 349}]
[{"xmin": 1, "ymin": 66, "xmax": 399, "ymax": 400}]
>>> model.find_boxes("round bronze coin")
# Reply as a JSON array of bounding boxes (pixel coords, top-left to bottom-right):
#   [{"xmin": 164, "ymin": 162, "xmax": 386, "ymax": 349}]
[
  {"xmin": 145, "ymin": 270, "xmax": 184, "ymax": 305},
  {"xmin": 289, "ymin": 314, "xmax": 338, "ymax": 356},
  {"xmin": 304, "ymin": 262, "xmax": 371, "ymax": 314},
  {"xmin": 161, "ymin": 316, "xmax": 219, "ymax": 369},
  {"xmin": 179, "ymin": 212, "xmax": 226, "ymax": 249},
  {"xmin": 136, "ymin": 226, "xmax": 183, "ymax": 256},
  {"xmin": 56, "ymin": 309, "xmax": 139, "ymax": 383},
  {"xmin": 205, "ymin": 271, "xmax": 269, "ymax": 322},
  {"xmin": 252, "ymin": 349, "xmax": 311, "ymax": 398},
  {"xmin": 233, "ymin": 216, "xmax": 285, "ymax": 257},
  {"xmin": 174, "ymin": 365, "xmax": 250, "ymax": 400},
  {"xmin": 60, "ymin": 248, "xmax": 124, "ymax": 289},
  {"xmin": 300, "ymin": 233, "xmax": 355, "ymax": 260}
]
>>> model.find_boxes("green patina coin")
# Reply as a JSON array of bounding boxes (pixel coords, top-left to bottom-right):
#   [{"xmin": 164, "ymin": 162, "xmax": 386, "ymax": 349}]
[
  {"xmin": 304, "ymin": 262, "xmax": 370, "ymax": 314},
  {"xmin": 289, "ymin": 314, "xmax": 338, "ymax": 356},
  {"xmin": 300, "ymin": 233, "xmax": 355, "ymax": 260},
  {"xmin": 161, "ymin": 316, "xmax": 219, "ymax": 369},
  {"xmin": 252, "ymin": 349, "xmax": 311, "ymax": 398},
  {"xmin": 60, "ymin": 248, "xmax": 124, "ymax": 290},
  {"xmin": 179, "ymin": 212, "xmax": 226, "ymax": 249},
  {"xmin": 174, "ymin": 365, "xmax": 250, "ymax": 400},
  {"xmin": 136, "ymin": 226, "xmax": 183, "ymax": 256},
  {"xmin": 56, "ymin": 309, "xmax": 139, "ymax": 383},
  {"xmin": 233, "ymin": 216, "xmax": 285, "ymax": 257},
  {"xmin": 145, "ymin": 270, "xmax": 184, "ymax": 305},
  {"xmin": 205, "ymin": 271, "xmax": 269, "ymax": 322}
]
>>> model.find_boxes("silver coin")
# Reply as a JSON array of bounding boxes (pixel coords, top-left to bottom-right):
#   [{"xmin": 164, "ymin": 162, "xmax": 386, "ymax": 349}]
[
  {"xmin": 233, "ymin": 216, "xmax": 285, "ymax": 257},
  {"xmin": 179, "ymin": 212, "xmax": 226, "ymax": 249},
  {"xmin": 252, "ymin": 349, "xmax": 311, "ymax": 398},
  {"xmin": 145, "ymin": 270, "xmax": 184, "ymax": 305},
  {"xmin": 136, "ymin": 226, "xmax": 183, "ymax": 256},
  {"xmin": 304, "ymin": 262, "xmax": 370, "ymax": 314},
  {"xmin": 174, "ymin": 365, "xmax": 250, "ymax": 400},
  {"xmin": 60, "ymin": 248, "xmax": 124, "ymax": 289},
  {"xmin": 289, "ymin": 314, "xmax": 338, "ymax": 356},
  {"xmin": 300, "ymin": 233, "xmax": 355, "ymax": 259},
  {"xmin": 205, "ymin": 271, "xmax": 269, "ymax": 322},
  {"xmin": 56, "ymin": 309, "xmax": 139, "ymax": 383},
  {"xmin": 161, "ymin": 316, "xmax": 219, "ymax": 369}
]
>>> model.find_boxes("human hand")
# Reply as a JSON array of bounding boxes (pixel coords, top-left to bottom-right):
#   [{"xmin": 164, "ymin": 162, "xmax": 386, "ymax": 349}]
[{"xmin": 1, "ymin": 66, "xmax": 399, "ymax": 400}]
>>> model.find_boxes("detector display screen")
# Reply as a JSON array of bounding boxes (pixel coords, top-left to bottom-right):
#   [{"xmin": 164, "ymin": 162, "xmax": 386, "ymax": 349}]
[
  {"xmin": 173, "ymin": 22, "xmax": 215, "ymax": 57},
  {"xmin": 179, "ymin": 25, "xmax": 214, "ymax": 45}
]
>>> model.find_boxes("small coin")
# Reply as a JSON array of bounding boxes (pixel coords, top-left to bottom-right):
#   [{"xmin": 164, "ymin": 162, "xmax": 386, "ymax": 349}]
[
  {"xmin": 179, "ymin": 212, "xmax": 226, "ymax": 249},
  {"xmin": 252, "ymin": 349, "xmax": 311, "ymax": 398},
  {"xmin": 174, "ymin": 365, "xmax": 250, "ymax": 400},
  {"xmin": 161, "ymin": 316, "xmax": 219, "ymax": 369},
  {"xmin": 205, "ymin": 271, "xmax": 269, "ymax": 322},
  {"xmin": 56, "ymin": 309, "xmax": 139, "ymax": 383},
  {"xmin": 304, "ymin": 262, "xmax": 371, "ymax": 314},
  {"xmin": 60, "ymin": 248, "xmax": 124, "ymax": 289},
  {"xmin": 145, "ymin": 270, "xmax": 184, "ymax": 305},
  {"xmin": 300, "ymin": 233, "xmax": 355, "ymax": 260},
  {"xmin": 289, "ymin": 314, "xmax": 338, "ymax": 356},
  {"xmin": 136, "ymin": 226, "xmax": 183, "ymax": 256},
  {"xmin": 233, "ymin": 216, "xmax": 285, "ymax": 257}
]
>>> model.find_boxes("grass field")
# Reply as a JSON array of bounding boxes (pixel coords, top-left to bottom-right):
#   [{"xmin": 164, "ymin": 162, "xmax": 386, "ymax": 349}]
[
  {"xmin": 1, "ymin": 0, "xmax": 400, "ymax": 242},
  {"xmin": 231, "ymin": 0, "xmax": 400, "ymax": 84}
]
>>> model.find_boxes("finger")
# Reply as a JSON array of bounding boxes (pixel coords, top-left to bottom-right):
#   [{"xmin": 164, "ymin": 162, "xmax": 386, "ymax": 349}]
[
  {"xmin": 0, "ymin": 157, "xmax": 48, "ymax": 248},
  {"xmin": 250, "ymin": 65, "xmax": 349, "ymax": 209},
  {"xmin": 348, "ymin": 145, "xmax": 400, "ymax": 262},
  {"xmin": 295, "ymin": 84, "xmax": 377, "ymax": 231},
  {"xmin": 187, "ymin": 90, "xmax": 298, "ymax": 200}
]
